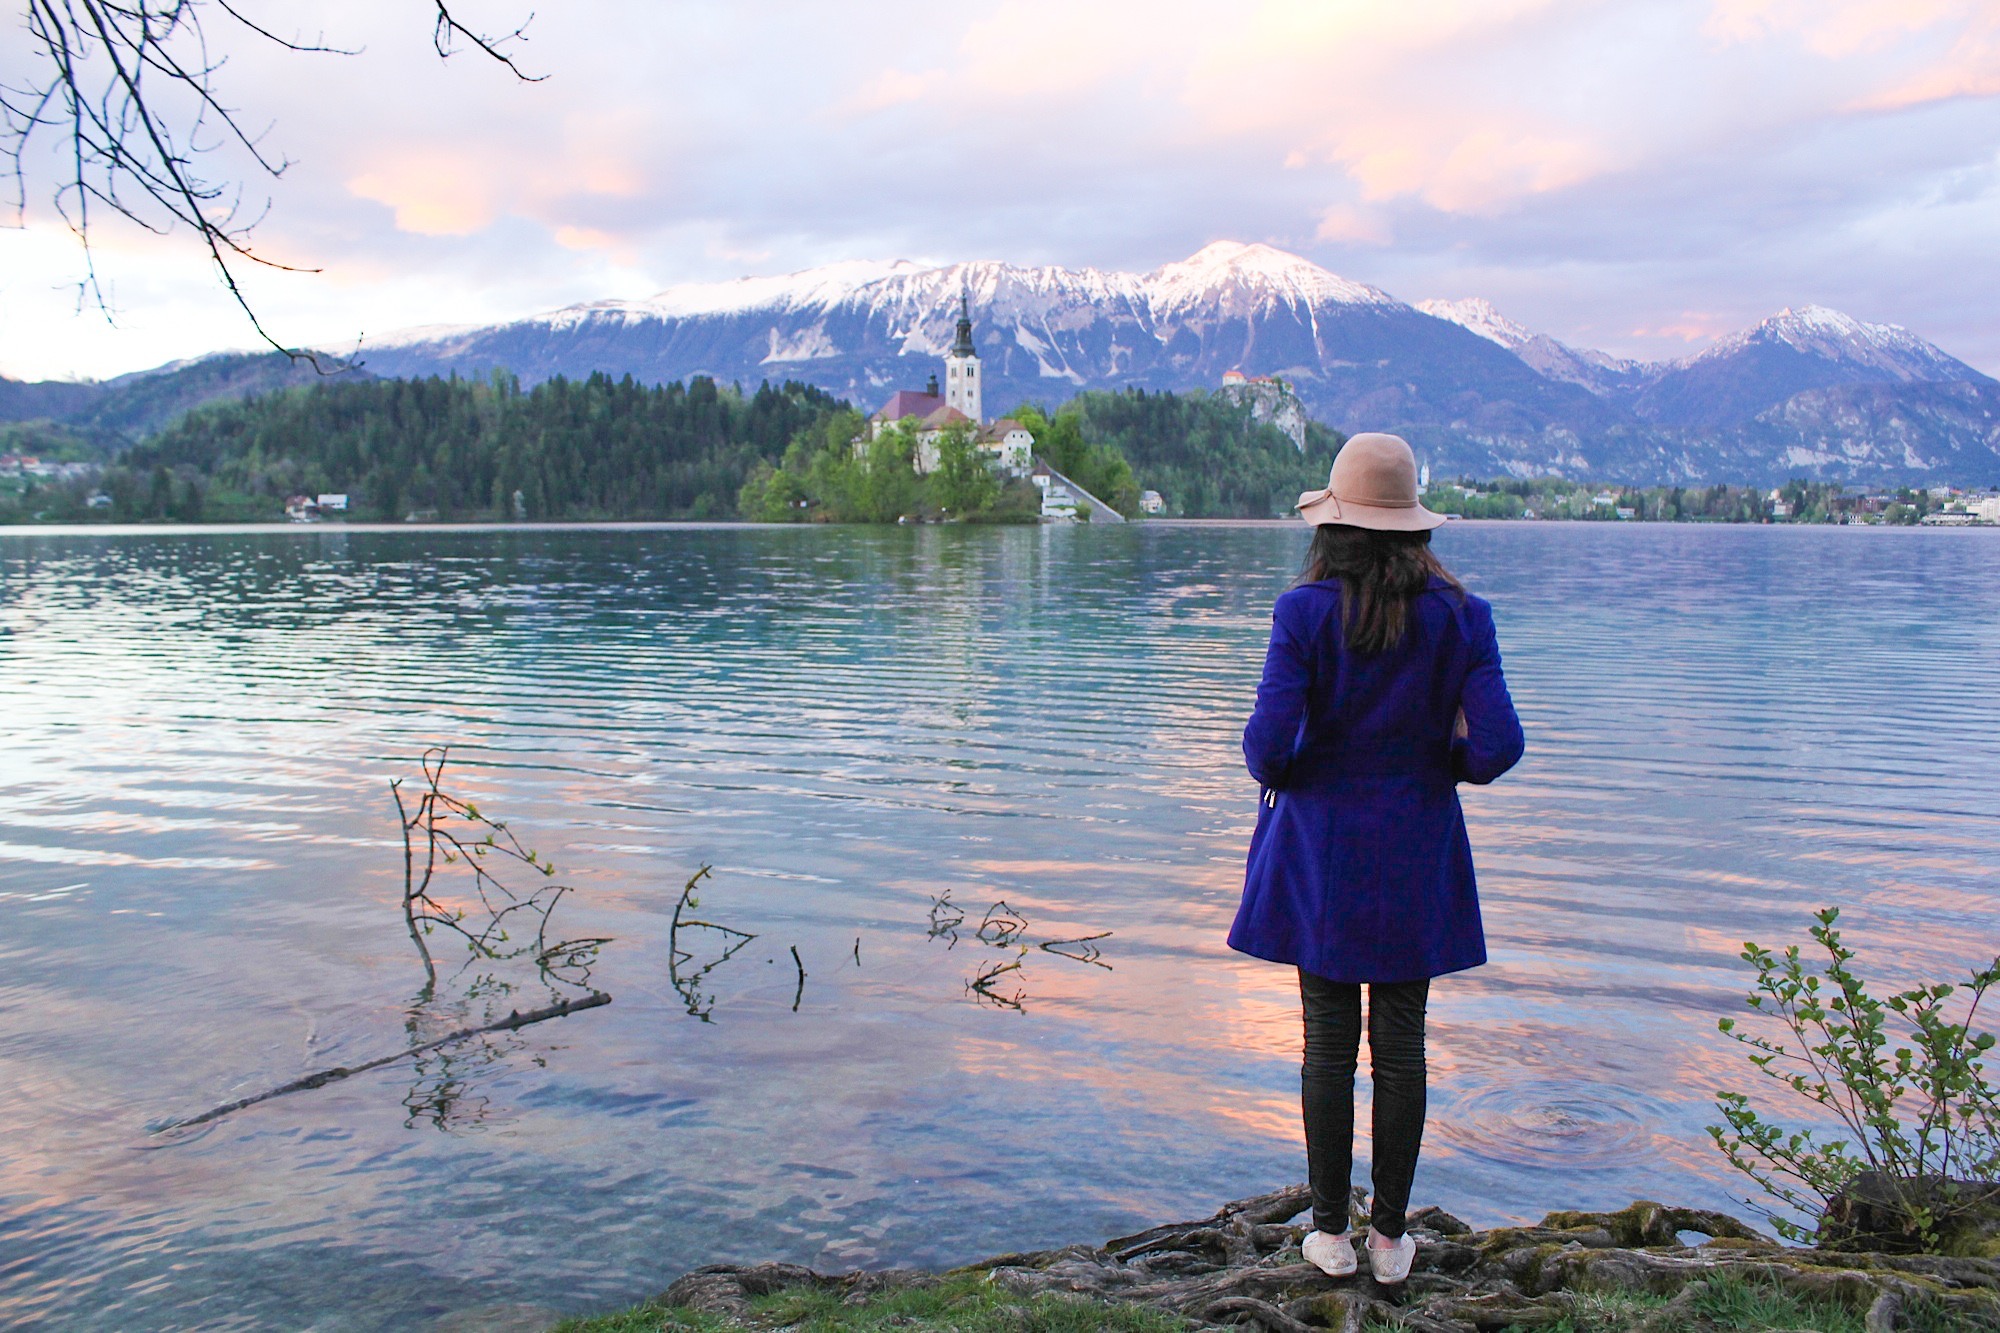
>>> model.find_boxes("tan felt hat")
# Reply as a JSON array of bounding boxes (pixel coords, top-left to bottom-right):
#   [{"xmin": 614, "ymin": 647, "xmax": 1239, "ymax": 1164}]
[{"xmin": 1296, "ymin": 432, "xmax": 1445, "ymax": 531}]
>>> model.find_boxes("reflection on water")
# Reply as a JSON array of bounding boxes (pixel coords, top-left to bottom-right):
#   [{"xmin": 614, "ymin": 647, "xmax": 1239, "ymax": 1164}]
[
  {"xmin": 925, "ymin": 890, "xmax": 1115, "ymax": 1011},
  {"xmin": 1, "ymin": 522, "xmax": 1998, "ymax": 1331}
]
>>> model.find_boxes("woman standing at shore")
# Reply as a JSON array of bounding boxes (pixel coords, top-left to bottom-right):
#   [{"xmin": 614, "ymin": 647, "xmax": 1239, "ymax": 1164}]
[{"xmin": 1230, "ymin": 433, "xmax": 1524, "ymax": 1285}]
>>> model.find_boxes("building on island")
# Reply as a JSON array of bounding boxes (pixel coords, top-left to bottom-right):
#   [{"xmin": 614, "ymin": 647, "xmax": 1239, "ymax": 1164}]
[
  {"xmin": 867, "ymin": 297, "xmax": 1033, "ymax": 477},
  {"xmin": 858, "ymin": 298, "xmax": 1126, "ymax": 523}
]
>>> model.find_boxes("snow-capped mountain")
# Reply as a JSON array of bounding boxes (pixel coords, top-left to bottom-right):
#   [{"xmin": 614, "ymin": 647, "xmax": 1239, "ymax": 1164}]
[
  {"xmin": 368, "ymin": 242, "xmax": 1407, "ymax": 388},
  {"xmin": 360, "ymin": 241, "xmax": 1622, "ymax": 477},
  {"xmin": 1416, "ymin": 297, "xmax": 1646, "ymax": 397},
  {"xmin": 1409, "ymin": 294, "xmax": 1998, "ymax": 479},
  {"xmin": 1631, "ymin": 305, "xmax": 1991, "ymax": 431},
  {"xmin": 12, "ymin": 242, "xmax": 1996, "ymax": 484}
]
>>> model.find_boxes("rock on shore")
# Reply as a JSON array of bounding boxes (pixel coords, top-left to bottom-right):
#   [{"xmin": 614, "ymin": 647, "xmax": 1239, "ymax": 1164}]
[{"xmin": 656, "ymin": 1184, "xmax": 2000, "ymax": 1331}]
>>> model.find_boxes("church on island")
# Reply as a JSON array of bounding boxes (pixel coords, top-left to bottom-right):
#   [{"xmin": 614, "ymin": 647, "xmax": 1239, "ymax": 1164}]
[{"xmin": 865, "ymin": 299, "xmax": 1122, "ymax": 522}]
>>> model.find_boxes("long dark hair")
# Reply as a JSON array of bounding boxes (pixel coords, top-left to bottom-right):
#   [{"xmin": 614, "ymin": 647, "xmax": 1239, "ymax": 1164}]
[{"xmin": 1298, "ymin": 524, "xmax": 1462, "ymax": 654}]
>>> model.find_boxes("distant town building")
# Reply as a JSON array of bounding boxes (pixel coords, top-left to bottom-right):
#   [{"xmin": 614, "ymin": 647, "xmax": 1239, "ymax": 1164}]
[
  {"xmin": 1139, "ymin": 489, "xmax": 1165, "ymax": 515},
  {"xmin": 1, "ymin": 454, "xmax": 96, "ymax": 481},
  {"xmin": 316, "ymin": 493, "xmax": 349, "ymax": 513}
]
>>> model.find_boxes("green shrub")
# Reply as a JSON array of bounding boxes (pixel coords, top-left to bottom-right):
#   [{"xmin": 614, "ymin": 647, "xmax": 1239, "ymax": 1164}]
[{"xmin": 1709, "ymin": 908, "xmax": 2000, "ymax": 1247}]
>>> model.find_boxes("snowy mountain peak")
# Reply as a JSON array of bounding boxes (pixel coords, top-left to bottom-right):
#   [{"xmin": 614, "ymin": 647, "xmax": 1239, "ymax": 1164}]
[
  {"xmin": 639, "ymin": 259, "xmax": 924, "ymax": 319},
  {"xmin": 1148, "ymin": 240, "xmax": 1397, "ymax": 311},
  {"xmin": 1687, "ymin": 303, "xmax": 1980, "ymax": 384},
  {"xmin": 1416, "ymin": 298, "xmax": 1534, "ymax": 350}
]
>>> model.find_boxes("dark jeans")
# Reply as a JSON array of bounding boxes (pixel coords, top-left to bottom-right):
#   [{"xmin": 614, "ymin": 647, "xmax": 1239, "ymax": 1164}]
[{"xmin": 1299, "ymin": 969, "xmax": 1430, "ymax": 1238}]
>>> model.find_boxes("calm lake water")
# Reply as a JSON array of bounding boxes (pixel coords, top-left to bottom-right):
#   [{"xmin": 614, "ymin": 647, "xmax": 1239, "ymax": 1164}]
[{"xmin": 2, "ymin": 521, "xmax": 1997, "ymax": 1330}]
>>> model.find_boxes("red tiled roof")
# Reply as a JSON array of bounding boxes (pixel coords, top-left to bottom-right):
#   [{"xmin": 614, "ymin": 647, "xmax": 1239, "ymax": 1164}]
[
  {"xmin": 876, "ymin": 390, "xmax": 945, "ymax": 421},
  {"xmin": 977, "ymin": 418, "xmax": 1030, "ymax": 443},
  {"xmin": 920, "ymin": 405, "xmax": 971, "ymax": 429}
]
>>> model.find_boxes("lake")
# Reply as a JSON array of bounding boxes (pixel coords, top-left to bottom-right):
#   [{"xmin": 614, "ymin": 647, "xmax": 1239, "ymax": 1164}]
[{"xmin": 2, "ymin": 521, "xmax": 1997, "ymax": 1330}]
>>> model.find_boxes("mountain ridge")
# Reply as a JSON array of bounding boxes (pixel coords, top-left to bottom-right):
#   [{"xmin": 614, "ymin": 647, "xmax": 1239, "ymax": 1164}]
[{"xmin": 10, "ymin": 243, "xmax": 1998, "ymax": 485}]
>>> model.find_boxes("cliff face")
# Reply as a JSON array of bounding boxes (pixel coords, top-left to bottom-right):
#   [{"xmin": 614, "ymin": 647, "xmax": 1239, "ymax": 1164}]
[{"xmin": 1218, "ymin": 378, "xmax": 1308, "ymax": 452}]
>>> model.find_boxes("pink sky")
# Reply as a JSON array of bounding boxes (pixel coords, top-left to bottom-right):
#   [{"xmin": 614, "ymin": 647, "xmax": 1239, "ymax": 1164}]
[{"xmin": 3, "ymin": 0, "xmax": 1997, "ymax": 379}]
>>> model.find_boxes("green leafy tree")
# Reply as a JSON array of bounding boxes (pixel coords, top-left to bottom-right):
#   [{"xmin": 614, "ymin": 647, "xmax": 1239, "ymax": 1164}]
[
  {"xmin": 926, "ymin": 423, "xmax": 998, "ymax": 518},
  {"xmin": 848, "ymin": 421, "xmax": 921, "ymax": 522}
]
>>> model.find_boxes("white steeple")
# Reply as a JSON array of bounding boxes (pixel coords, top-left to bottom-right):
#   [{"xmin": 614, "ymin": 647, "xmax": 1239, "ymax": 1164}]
[{"xmin": 943, "ymin": 294, "xmax": 982, "ymax": 425}]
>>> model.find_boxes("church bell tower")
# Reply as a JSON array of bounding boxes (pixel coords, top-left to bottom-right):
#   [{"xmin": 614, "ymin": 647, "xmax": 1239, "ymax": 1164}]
[{"xmin": 943, "ymin": 294, "xmax": 982, "ymax": 425}]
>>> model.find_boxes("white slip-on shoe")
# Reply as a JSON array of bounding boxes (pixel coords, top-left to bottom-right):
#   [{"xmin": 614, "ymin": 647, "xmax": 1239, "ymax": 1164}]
[
  {"xmin": 1296, "ymin": 1232, "xmax": 1360, "ymax": 1272},
  {"xmin": 1300, "ymin": 1229, "xmax": 1358, "ymax": 1277},
  {"xmin": 1365, "ymin": 1229, "xmax": 1417, "ymax": 1285}
]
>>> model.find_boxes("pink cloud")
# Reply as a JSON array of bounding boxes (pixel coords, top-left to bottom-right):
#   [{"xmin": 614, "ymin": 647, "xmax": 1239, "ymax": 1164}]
[{"xmin": 1315, "ymin": 204, "xmax": 1393, "ymax": 246}]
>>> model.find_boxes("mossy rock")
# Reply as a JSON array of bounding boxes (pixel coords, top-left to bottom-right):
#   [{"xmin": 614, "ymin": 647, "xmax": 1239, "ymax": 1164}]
[{"xmin": 1821, "ymin": 1173, "xmax": 2000, "ymax": 1257}]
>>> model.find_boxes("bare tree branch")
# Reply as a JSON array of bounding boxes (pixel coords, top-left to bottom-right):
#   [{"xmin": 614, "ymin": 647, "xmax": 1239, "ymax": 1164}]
[{"xmin": 2, "ymin": 2, "xmax": 539, "ymax": 367}]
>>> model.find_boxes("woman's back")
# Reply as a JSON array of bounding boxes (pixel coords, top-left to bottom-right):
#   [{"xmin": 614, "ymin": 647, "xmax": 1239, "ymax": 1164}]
[
  {"xmin": 1243, "ymin": 577, "xmax": 1522, "ymax": 799},
  {"xmin": 1229, "ymin": 431, "xmax": 1523, "ymax": 1282}
]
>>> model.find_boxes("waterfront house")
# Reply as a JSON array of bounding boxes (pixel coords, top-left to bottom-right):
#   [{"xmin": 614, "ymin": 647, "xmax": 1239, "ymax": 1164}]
[{"xmin": 978, "ymin": 419, "xmax": 1034, "ymax": 473}]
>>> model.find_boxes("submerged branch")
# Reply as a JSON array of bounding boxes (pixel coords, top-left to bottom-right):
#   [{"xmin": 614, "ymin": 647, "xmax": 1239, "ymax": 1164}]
[{"xmin": 153, "ymin": 992, "xmax": 610, "ymax": 1133}]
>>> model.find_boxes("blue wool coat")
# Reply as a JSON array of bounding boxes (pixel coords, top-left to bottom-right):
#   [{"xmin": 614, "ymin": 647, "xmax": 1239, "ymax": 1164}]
[{"xmin": 1228, "ymin": 577, "xmax": 1524, "ymax": 983}]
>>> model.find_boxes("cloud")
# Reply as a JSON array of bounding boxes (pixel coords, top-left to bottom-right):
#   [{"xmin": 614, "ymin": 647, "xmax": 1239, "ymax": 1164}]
[
  {"xmin": 348, "ymin": 156, "xmax": 500, "ymax": 236},
  {"xmin": 837, "ymin": 67, "xmax": 950, "ymax": 116},
  {"xmin": 1704, "ymin": 0, "xmax": 1964, "ymax": 57},
  {"xmin": 8, "ymin": 0, "xmax": 2000, "ymax": 380},
  {"xmin": 1315, "ymin": 204, "xmax": 1394, "ymax": 246}
]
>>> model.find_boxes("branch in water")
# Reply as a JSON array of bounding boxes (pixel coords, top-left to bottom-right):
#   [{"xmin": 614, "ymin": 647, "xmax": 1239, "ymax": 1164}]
[{"xmin": 152, "ymin": 992, "xmax": 610, "ymax": 1133}]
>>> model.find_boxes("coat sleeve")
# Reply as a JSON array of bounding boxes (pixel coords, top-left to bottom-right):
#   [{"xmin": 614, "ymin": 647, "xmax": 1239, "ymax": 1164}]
[
  {"xmin": 1243, "ymin": 595, "xmax": 1313, "ymax": 789},
  {"xmin": 1451, "ymin": 596, "xmax": 1524, "ymax": 785}
]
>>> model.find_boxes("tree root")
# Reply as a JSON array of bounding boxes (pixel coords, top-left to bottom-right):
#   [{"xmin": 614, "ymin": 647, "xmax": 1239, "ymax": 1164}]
[{"xmin": 652, "ymin": 1188, "xmax": 2000, "ymax": 1330}]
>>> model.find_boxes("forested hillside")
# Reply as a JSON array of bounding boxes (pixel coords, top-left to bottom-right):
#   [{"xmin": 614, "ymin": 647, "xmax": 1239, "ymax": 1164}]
[
  {"xmin": 93, "ymin": 372, "xmax": 846, "ymax": 522},
  {"xmin": 4, "ymin": 370, "xmax": 1337, "ymax": 524},
  {"xmin": 1058, "ymin": 388, "xmax": 1344, "ymax": 517}
]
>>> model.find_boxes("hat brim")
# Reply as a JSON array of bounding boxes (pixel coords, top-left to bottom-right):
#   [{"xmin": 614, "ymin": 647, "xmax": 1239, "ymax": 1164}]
[{"xmin": 1296, "ymin": 489, "xmax": 1447, "ymax": 531}]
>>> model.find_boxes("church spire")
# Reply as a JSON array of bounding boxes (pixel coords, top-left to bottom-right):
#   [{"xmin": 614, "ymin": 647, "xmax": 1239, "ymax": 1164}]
[
  {"xmin": 943, "ymin": 292, "xmax": 983, "ymax": 424},
  {"xmin": 951, "ymin": 294, "xmax": 975, "ymax": 358}
]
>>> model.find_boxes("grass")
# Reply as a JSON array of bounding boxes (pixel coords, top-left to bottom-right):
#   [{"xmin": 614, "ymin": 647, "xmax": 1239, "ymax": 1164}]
[
  {"xmin": 558, "ymin": 1267, "xmax": 1993, "ymax": 1333},
  {"xmin": 552, "ymin": 1272, "xmax": 1191, "ymax": 1333}
]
